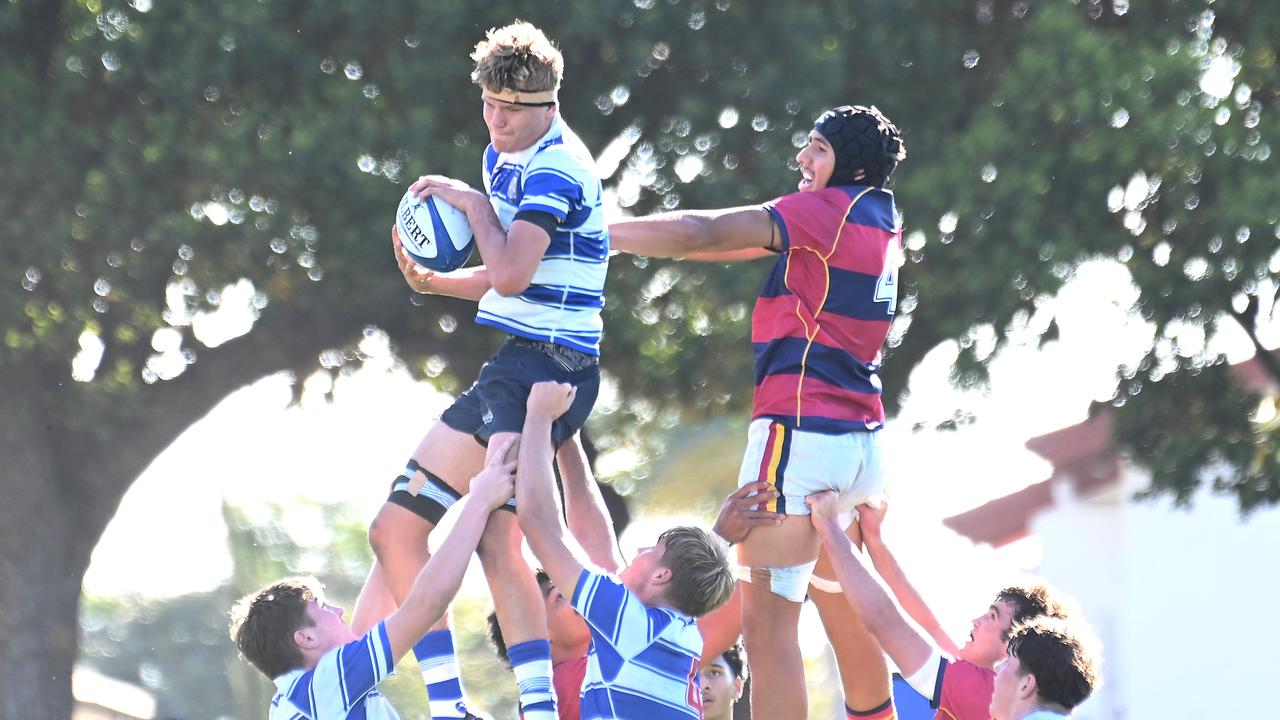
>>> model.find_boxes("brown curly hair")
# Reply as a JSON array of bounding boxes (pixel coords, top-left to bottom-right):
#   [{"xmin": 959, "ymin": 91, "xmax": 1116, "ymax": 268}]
[{"xmin": 470, "ymin": 21, "xmax": 563, "ymax": 94}]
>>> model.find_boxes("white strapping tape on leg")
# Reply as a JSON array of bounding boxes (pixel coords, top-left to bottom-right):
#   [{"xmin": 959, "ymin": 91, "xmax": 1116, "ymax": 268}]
[
  {"xmin": 735, "ymin": 561, "xmax": 818, "ymax": 602},
  {"xmin": 808, "ymin": 573, "xmax": 843, "ymax": 594}
]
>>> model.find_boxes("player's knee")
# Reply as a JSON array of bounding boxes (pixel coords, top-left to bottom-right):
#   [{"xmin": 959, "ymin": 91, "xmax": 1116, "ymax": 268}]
[
  {"xmin": 367, "ymin": 514, "xmax": 396, "ymax": 561},
  {"xmin": 368, "ymin": 508, "xmax": 426, "ymax": 563}
]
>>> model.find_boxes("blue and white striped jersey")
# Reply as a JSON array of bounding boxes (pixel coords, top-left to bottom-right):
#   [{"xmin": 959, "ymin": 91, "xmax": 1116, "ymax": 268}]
[
  {"xmin": 571, "ymin": 569, "xmax": 704, "ymax": 720},
  {"xmin": 477, "ymin": 116, "xmax": 609, "ymax": 356},
  {"xmin": 269, "ymin": 622, "xmax": 398, "ymax": 720}
]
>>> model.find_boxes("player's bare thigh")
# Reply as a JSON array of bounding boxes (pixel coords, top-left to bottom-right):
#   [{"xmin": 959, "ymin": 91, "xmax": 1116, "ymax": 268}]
[
  {"xmin": 736, "ymin": 514, "xmax": 821, "ymax": 568},
  {"xmin": 411, "ymin": 420, "xmax": 488, "ymax": 494}
]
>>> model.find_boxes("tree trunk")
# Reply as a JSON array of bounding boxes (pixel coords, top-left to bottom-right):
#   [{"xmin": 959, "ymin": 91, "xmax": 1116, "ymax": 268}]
[
  {"xmin": 0, "ymin": 300, "xmax": 406, "ymax": 717},
  {"xmin": 0, "ymin": 362, "xmax": 84, "ymax": 720}
]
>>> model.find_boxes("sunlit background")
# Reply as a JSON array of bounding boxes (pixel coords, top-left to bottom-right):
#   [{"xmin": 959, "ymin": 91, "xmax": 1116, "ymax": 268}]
[{"xmin": 6, "ymin": 1, "xmax": 1280, "ymax": 719}]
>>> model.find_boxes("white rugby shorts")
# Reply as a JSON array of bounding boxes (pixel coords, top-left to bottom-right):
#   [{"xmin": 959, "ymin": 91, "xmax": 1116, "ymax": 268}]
[{"xmin": 736, "ymin": 418, "xmax": 886, "ymax": 516}]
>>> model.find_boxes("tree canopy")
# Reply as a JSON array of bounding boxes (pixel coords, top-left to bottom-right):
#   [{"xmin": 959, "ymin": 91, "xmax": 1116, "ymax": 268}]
[{"xmin": 2, "ymin": 0, "xmax": 1278, "ymax": 716}]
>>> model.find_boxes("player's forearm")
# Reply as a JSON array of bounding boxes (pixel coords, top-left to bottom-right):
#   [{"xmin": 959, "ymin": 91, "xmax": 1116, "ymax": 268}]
[
  {"xmin": 385, "ymin": 499, "xmax": 491, "ymax": 660},
  {"xmin": 516, "ymin": 416, "xmax": 570, "ymax": 551},
  {"xmin": 815, "ymin": 519, "xmax": 934, "ymax": 675},
  {"xmin": 466, "ymin": 209, "xmax": 514, "ymax": 277},
  {"xmin": 863, "ymin": 534, "xmax": 960, "ymax": 656},
  {"xmin": 419, "ymin": 266, "xmax": 491, "ymax": 301},
  {"xmin": 558, "ymin": 439, "xmax": 623, "ymax": 573}
]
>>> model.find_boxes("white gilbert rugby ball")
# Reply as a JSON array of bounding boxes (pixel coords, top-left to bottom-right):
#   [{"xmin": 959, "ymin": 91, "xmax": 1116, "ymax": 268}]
[{"xmin": 394, "ymin": 190, "xmax": 475, "ymax": 272}]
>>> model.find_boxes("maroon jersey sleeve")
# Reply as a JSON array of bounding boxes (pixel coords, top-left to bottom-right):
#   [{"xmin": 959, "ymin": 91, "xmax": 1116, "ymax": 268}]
[{"xmin": 765, "ymin": 190, "xmax": 847, "ymax": 255}]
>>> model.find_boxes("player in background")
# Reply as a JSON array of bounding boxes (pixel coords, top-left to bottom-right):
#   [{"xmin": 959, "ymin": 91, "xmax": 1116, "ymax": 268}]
[
  {"xmin": 229, "ymin": 445, "xmax": 517, "ymax": 720},
  {"xmin": 609, "ymin": 104, "xmax": 907, "ymax": 718},
  {"xmin": 701, "ymin": 643, "xmax": 748, "ymax": 720},
  {"xmin": 988, "ymin": 617, "xmax": 1101, "ymax": 720},
  {"xmin": 355, "ymin": 21, "xmax": 610, "ymax": 720},
  {"xmin": 807, "ymin": 491, "xmax": 1079, "ymax": 720}
]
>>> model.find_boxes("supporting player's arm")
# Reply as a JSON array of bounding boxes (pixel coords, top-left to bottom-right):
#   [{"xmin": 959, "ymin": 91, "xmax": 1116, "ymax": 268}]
[
  {"xmin": 382, "ymin": 441, "xmax": 517, "ymax": 661},
  {"xmin": 858, "ymin": 501, "xmax": 961, "ymax": 657},
  {"xmin": 609, "ymin": 206, "xmax": 777, "ymax": 260},
  {"xmin": 392, "ymin": 226, "xmax": 492, "ymax": 301},
  {"xmin": 557, "ymin": 433, "xmax": 625, "ymax": 574},
  {"xmin": 805, "ymin": 491, "xmax": 935, "ymax": 679},
  {"xmin": 516, "ymin": 382, "xmax": 589, "ymax": 600},
  {"xmin": 412, "ymin": 175, "xmax": 549, "ymax": 297},
  {"xmin": 697, "ymin": 585, "xmax": 743, "ymax": 663}
]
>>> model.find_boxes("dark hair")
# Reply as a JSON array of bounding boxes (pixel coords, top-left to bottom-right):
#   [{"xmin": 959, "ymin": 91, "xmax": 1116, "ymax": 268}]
[
  {"xmin": 487, "ymin": 569, "xmax": 554, "ymax": 669},
  {"xmin": 657, "ymin": 526, "xmax": 735, "ymax": 617},
  {"xmin": 485, "ymin": 610, "xmax": 511, "ymax": 670},
  {"xmin": 716, "ymin": 641, "xmax": 748, "ymax": 681},
  {"xmin": 229, "ymin": 579, "xmax": 317, "ymax": 678},
  {"xmin": 813, "ymin": 104, "xmax": 906, "ymax": 187},
  {"xmin": 1006, "ymin": 617, "xmax": 1100, "ymax": 711},
  {"xmin": 996, "ymin": 582, "xmax": 1074, "ymax": 636}
]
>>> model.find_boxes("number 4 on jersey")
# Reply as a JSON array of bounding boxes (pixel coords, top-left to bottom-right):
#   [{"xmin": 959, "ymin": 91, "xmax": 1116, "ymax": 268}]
[{"xmin": 874, "ymin": 241, "xmax": 903, "ymax": 315}]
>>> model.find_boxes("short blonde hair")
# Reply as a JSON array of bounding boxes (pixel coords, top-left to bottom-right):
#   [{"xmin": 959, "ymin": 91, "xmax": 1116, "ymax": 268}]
[
  {"xmin": 470, "ymin": 21, "xmax": 563, "ymax": 94},
  {"xmin": 658, "ymin": 526, "xmax": 735, "ymax": 617}
]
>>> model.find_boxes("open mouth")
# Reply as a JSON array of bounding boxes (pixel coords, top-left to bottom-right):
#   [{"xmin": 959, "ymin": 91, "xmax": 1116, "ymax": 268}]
[{"xmin": 798, "ymin": 168, "xmax": 814, "ymax": 189}]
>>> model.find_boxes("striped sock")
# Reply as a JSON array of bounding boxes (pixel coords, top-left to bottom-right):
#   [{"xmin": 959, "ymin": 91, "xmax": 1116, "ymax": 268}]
[
  {"xmin": 847, "ymin": 698, "xmax": 897, "ymax": 720},
  {"xmin": 413, "ymin": 629, "xmax": 471, "ymax": 720},
  {"xmin": 508, "ymin": 638, "xmax": 557, "ymax": 720}
]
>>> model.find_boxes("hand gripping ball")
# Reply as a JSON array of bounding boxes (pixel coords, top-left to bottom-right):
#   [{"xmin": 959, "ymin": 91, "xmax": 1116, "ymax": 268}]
[{"xmin": 394, "ymin": 190, "xmax": 475, "ymax": 272}]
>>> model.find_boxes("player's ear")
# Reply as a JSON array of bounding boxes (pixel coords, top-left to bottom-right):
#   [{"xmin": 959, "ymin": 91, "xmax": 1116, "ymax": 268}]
[
  {"xmin": 1018, "ymin": 671, "xmax": 1038, "ymax": 701},
  {"xmin": 294, "ymin": 628, "xmax": 317, "ymax": 650},
  {"xmin": 652, "ymin": 565, "xmax": 673, "ymax": 585}
]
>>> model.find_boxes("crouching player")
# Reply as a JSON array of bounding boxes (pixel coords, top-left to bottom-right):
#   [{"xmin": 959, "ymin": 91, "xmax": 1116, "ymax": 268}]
[{"xmin": 517, "ymin": 381, "xmax": 736, "ymax": 718}]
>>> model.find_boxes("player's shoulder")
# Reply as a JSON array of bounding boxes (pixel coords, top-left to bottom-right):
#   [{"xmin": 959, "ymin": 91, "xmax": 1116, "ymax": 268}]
[{"xmin": 530, "ymin": 120, "xmax": 596, "ymax": 176}]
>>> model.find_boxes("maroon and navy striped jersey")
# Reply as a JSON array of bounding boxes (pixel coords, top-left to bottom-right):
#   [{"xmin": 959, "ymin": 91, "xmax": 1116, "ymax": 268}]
[{"xmin": 753, "ymin": 185, "xmax": 902, "ymax": 434}]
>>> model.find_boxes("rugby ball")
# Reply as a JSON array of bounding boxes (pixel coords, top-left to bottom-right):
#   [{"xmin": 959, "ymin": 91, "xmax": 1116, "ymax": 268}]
[{"xmin": 394, "ymin": 190, "xmax": 475, "ymax": 272}]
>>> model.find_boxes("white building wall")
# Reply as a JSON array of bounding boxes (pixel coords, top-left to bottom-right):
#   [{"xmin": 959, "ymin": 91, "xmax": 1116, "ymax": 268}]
[{"xmin": 1025, "ymin": 465, "xmax": 1280, "ymax": 720}]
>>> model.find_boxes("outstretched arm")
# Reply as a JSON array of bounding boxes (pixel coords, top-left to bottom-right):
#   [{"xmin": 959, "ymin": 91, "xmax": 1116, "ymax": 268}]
[
  {"xmin": 516, "ymin": 383, "xmax": 589, "ymax": 599},
  {"xmin": 858, "ymin": 502, "xmax": 961, "ymax": 657},
  {"xmin": 558, "ymin": 433, "xmax": 625, "ymax": 574},
  {"xmin": 806, "ymin": 492, "xmax": 934, "ymax": 678},
  {"xmin": 382, "ymin": 442, "xmax": 517, "ymax": 661},
  {"xmin": 609, "ymin": 206, "xmax": 777, "ymax": 259}
]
